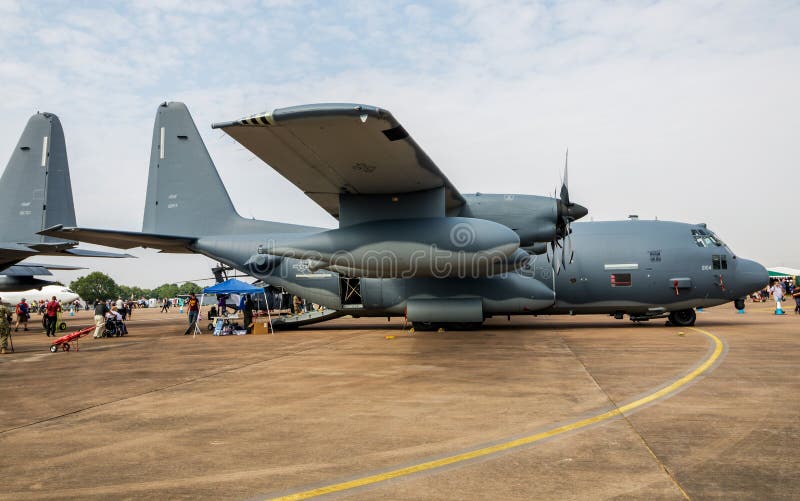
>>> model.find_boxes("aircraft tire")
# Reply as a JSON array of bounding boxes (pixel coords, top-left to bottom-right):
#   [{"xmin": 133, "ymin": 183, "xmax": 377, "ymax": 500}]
[
  {"xmin": 49, "ymin": 344, "xmax": 58, "ymax": 353},
  {"xmin": 668, "ymin": 309, "xmax": 696, "ymax": 327}
]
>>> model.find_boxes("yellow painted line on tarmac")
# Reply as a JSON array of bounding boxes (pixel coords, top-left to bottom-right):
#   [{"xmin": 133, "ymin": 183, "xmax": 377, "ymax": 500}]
[{"xmin": 271, "ymin": 327, "xmax": 724, "ymax": 500}]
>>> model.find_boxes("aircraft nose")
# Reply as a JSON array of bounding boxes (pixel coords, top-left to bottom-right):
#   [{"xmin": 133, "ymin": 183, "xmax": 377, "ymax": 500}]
[{"xmin": 734, "ymin": 258, "xmax": 768, "ymax": 297}]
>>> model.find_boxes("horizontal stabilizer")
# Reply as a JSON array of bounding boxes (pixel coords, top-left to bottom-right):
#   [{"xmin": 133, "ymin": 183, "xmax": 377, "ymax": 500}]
[
  {"xmin": 16, "ymin": 262, "xmax": 86, "ymax": 271},
  {"xmin": 39, "ymin": 226, "xmax": 196, "ymax": 253},
  {"xmin": 1, "ymin": 265, "xmax": 54, "ymax": 276},
  {"xmin": 0, "ymin": 244, "xmax": 40, "ymax": 269},
  {"xmin": 63, "ymin": 248, "xmax": 135, "ymax": 259},
  {"xmin": 27, "ymin": 241, "xmax": 77, "ymax": 252},
  {"xmin": 0, "ymin": 243, "xmax": 37, "ymax": 253}
]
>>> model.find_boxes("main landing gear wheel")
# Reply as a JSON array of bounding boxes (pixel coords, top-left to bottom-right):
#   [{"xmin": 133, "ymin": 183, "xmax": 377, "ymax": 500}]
[
  {"xmin": 49, "ymin": 344, "xmax": 58, "ymax": 353},
  {"xmin": 207, "ymin": 323, "xmax": 214, "ymax": 332},
  {"xmin": 668, "ymin": 309, "xmax": 696, "ymax": 327},
  {"xmin": 59, "ymin": 322, "xmax": 67, "ymax": 331},
  {"xmin": 62, "ymin": 343, "xmax": 70, "ymax": 352}
]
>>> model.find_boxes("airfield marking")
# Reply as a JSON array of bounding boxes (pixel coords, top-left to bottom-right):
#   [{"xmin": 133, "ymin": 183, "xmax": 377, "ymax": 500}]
[{"xmin": 270, "ymin": 327, "xmax": 724, "ymax": 500}]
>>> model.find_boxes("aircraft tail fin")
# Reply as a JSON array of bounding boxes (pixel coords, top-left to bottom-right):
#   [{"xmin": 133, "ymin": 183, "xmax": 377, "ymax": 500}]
[
  {"xmin": 0, "ymin": 113, "xmax": 76, "ymax": 244},
  {"xmin": 143, "ymin": 102, "xmax": 313, "ymax": 237}
]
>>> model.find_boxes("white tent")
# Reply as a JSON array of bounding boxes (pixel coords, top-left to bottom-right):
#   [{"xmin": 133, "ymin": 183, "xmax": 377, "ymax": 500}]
[{"xmin": 768, "ymin": 267, "xmax": 800, "ymax": 278}]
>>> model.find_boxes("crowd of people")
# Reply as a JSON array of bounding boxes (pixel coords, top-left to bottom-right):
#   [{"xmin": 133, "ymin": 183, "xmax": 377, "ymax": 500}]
[
  {"xmin": 752, "ymin": 278, "xmax": 800, "ymax": 313},
  {"xmin": 0, "ymin": 290, "xmax": 323, "ymax": 354},
  {"xmin": 0, "ymin": 295, "xmax": 71, "ymax": 354}
]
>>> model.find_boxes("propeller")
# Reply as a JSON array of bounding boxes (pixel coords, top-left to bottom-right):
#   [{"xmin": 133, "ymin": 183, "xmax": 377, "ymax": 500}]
[{"xmin": 550, "ymin": 150, "xmax": 587, "ymax": 274}]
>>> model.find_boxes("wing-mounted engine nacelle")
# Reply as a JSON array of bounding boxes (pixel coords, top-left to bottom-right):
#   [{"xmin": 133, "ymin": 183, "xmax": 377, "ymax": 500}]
[
  {"xmin": 260, "ymin": 217, "xmax": 524, "ymax": 279},
  {"xmin": 458, "ymin": 193, "xmax": 588, "ymax": 247}
]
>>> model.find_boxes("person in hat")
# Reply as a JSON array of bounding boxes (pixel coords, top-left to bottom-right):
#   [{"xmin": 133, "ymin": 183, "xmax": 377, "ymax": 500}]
[
  {"xmin": 14, "ymin": 298, "xmax": 29, "ymax": 332},
  {"xmin": 93, "ymin": 299, "xmax": 109, "ymax": 339}
]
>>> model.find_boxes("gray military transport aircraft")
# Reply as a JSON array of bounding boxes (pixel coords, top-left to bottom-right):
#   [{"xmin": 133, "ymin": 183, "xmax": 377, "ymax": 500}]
[
  {"xmin": 41, "ymin": 102, "xmax": 767, "ymax": 329},
  {"xmin": 0, "ymin": 112, "xmax": 129, "ymax": 292}
]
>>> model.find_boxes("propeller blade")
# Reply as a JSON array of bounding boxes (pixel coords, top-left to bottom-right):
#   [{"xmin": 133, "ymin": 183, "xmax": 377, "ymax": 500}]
[
  {"xmin": 567, "ymin": 231, "xmax": 575, "ymax": 264},
  {"xmin": 560, "ymin": 149, "xmax": 570, "ymax": 206}
]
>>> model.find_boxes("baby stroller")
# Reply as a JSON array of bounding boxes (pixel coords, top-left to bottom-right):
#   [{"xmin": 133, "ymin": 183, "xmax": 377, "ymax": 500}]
[{"xmin": 103, "ymin": 318, "xmax": 128, "ymax": 337}]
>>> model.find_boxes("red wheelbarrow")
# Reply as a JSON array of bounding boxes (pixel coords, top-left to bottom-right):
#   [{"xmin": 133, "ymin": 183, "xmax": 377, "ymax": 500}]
[{"xmin": 49, "ymin": 326, "xmax": 94, "ymax": 353}]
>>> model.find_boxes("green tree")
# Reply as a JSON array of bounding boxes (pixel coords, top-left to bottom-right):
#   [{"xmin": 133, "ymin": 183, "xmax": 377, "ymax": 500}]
[
  {"xmin": 152, "ymin": 283, "xmax": 180, "ymax": 299},
  {"xmin": 178, "ymin": 282, "xmax": 202, "ymax": 295},
  {"xmin": 70, "ymin": 272, "xmax": 120, "ymax": 303}
]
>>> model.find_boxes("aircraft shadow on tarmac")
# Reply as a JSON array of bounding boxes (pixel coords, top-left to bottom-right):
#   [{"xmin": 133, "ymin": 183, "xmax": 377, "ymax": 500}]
[{"xmin": 295, "ymin": 315, "xmax": 765, "ymax": 332}]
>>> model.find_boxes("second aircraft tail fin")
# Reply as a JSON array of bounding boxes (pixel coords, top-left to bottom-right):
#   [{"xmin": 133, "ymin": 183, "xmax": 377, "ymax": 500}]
[{"xmin": 0, "ymin": 113, "xmax": 76, "ymax": 244}]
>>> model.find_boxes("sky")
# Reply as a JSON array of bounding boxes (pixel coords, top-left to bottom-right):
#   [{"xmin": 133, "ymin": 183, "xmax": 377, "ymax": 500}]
[{"xmin": 0, "ymin": 0, "xmax": 798, "ymax": 289}]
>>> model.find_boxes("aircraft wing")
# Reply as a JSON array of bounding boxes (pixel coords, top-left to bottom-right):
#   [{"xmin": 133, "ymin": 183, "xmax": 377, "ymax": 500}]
[
  {"xmin": 38, "ymin": 226, "xmax": 196, "ymax": 254},
  {"xmin": 212, "ymin": 103, "xmax": 465, "ymax": 219}
]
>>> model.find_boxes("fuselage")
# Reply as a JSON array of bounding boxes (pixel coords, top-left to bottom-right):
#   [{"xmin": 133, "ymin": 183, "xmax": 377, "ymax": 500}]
[
  {"xmin": 529, "ymin": 220, "xmax": 766, "ymax": 315},
  {"xmin": 0, "ymin": 285, "xmax": 80, "ymax": 307},
  {"xmin": 190, "ymin": 219, "xmax": 767, "ymax": 322}
]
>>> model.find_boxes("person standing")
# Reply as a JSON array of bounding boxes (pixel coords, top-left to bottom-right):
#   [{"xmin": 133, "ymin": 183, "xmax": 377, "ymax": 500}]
[
  {"xmin": 770, "ymin": 281, "xmax": 785, "ymax": 313},
  {"xmin": 242, "ymin": 294, "xmax": 253, "ymax": 334},
  {"xmin": 184, "ymin": 293, "xmax": 200, "ymax": 335},
  {"xmin": 44, "ymin": 296, "xmax": 61, "ymax": 337},
  {"xmin": 0, "ymin": 297, "xmax": 11, "ymax": 354},
  {"xmin": 14, "ymin": 298, "xmax": 29, "ymax": 332},
  {"xmin": 93, "ymin": 299, "xmax": 109, "ymax": 339}
]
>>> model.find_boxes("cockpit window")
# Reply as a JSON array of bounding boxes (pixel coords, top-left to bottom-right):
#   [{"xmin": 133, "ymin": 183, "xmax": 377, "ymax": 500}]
[{"xmin": 691, "ymin": 229, "xmax": 724, "ymax": 248}]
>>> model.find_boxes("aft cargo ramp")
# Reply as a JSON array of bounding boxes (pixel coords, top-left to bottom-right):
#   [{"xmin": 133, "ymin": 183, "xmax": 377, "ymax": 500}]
[{"xmin": 270, "ymin": 308, "xmax": 344, "ymax": 329}]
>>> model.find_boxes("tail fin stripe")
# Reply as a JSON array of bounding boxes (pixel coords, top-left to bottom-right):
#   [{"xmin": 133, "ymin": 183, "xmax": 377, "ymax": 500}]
[{"xmin": 40, "ymin": 136, "xmax": 48, "ymax": 167}]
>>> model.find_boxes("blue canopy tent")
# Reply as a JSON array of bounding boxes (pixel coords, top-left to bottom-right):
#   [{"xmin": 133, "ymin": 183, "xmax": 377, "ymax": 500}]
[
  {"xmin": 203, "ymin": 279, "xmax": 264, "ymax": 295},
  {"xmin": 201, "ymin": 279, "xmax": 272, "ymax": 334}
]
